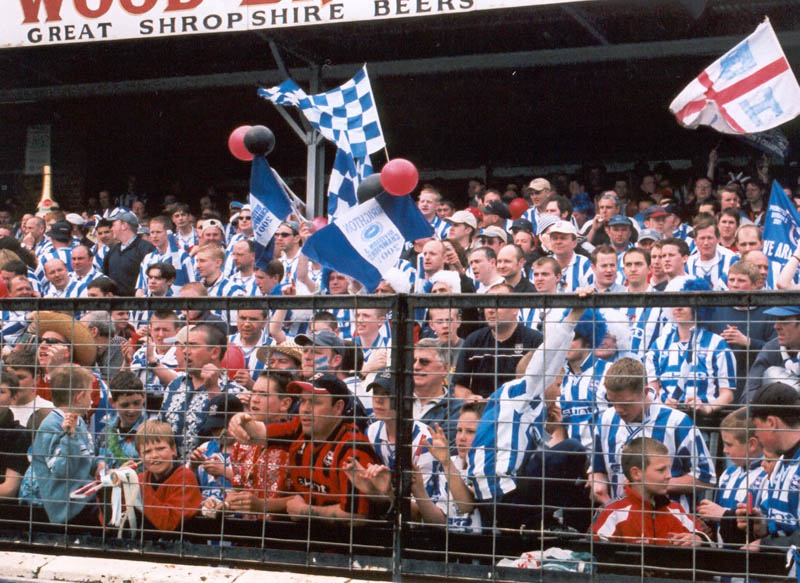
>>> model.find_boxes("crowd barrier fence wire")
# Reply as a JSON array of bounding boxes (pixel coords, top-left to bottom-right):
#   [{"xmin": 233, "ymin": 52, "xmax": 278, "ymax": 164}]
[{"xmin": 0, "ymin": 292, "xmax": 798, "ymax": 583}]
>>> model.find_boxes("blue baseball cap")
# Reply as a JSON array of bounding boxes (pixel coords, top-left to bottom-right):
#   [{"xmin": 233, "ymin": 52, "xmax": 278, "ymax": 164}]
[
  {"xmin": 608, "ymin": 215, "xmax": 633, "ymax": 228},
  {"xmin": 764, "ymin": 306, "xmax": 800, "ymax": 317}
]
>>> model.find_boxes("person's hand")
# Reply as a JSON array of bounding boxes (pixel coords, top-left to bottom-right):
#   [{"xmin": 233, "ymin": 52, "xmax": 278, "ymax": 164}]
[
  {"xmin": 200, "ymin": 363, "xmax": 221, "ymax": 390},
  {"xmin": 298, "ymin": 222, "xmax": 313, "ymax": 240},
  {"xmin": 575, "ymin": 286, "xmax": 595, "ymax": 299},
  {"xmin": 424, "ymin": 423, "xmax": 451, "ymax": 466},
  {"xmin": 741, "ymin": 538, "xmax": 761, "ymax": 552},
  {"xmin": 233, "ymin": 369, "xmax": 254, "ymax": 389},
  {"xmin": 721, "ymin": 326, "xmax": 748, "ymax": 347},
  {"xmin": 43, "ymin": 343, "xmax": 71, "ymax": 370},
  {"xmin": 709, "ymin": 147, "xmax": 719, "ymax": 166},
  {"xmin": 668, "ymin": 532, "xmax": 702, "ymax": 547},
  {"xmin": 286, "ymin": 494, "xmax": 310, "ymax": 519},
  {"xmin": 120, "ymin": 340, "xmax": 135, "ymax": 366},
  {"xmin": 225, "ymin": 491, "xmax": 259, "ymax": 513},
  {"xmin": 343, "ymin": 459, "xmax": 393, "ymax": 497},
  {"xmin": 62, "ymin": 412, "xmax": 78, "ymax": 435},
  {"xmin": 95, "ymin": 461, "xmax": 108, "ymax": 481},
  {"xmin": 735, "ymin": 502, "xmax": 766, "ymax": 536},
  {"xmin": 282, "ymin": 283, "xmax": 297, "ymax": 297},
  {"xmin": 189, "ymin": 446, "xmax": 206, "ymax": 467},
  {"xmin": 202, "ymin": 456, "xmax": 226, "ymax": 478},
  {"xmin": 665, "ymin": 397, "xmax": 679, "ymax": 408},
  {"xmin": 361, "ymin": 349, "xmax": 388, "ymax": 374},
  {"xmin": 697, "ymin": 499, "xmax": 726, "ymax": 521},
  {"xmin": 589, "ymin": 476, "xmax": 611, "ymax": 505},
  {"xmin": 228, "ymin": 412, "xmax": 258, "ymax": 444}
]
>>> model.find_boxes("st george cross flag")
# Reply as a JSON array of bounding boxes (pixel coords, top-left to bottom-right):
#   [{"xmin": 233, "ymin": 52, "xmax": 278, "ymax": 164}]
[
  {"xmin": 301, "ymin": 193, "xmax": 433, "ymax": 292},
  {"xmin": 762, "ymin": 180, "xmax": 800, "ymax": 267},
  {"xmin": 258, "ymin": 65, "xmax": 385, "ymax": 160},
  {"xmin": 249, "ymin": 156, "xmax": 293, "ymax": 269},
  {"xmin": 669, "ymin": 18, "xmax": 800, "ymax": 134}
]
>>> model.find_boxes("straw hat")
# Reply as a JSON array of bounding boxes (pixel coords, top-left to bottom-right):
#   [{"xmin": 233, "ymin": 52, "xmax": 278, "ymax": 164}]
[
  {"xmin": 26, "ymin": 311, "xmax": 96, "ymax": 366},
  {"xmin": 256, "ymin": 340, "xmax": 303, "ymax": 366}
]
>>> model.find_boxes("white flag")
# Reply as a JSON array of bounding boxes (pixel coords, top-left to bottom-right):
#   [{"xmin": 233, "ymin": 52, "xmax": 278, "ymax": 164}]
[{"xmin": 669, "ymin": 18, "xmax": 800, "ymax": 134}]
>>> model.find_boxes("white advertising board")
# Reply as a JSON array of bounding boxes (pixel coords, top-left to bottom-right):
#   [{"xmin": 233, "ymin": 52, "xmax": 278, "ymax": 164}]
[{"xmin": 3, "ymin": 0, "xmax": 592, "ymax": 48}]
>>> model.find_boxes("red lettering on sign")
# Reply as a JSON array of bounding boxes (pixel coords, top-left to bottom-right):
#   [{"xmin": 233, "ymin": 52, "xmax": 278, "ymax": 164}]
[
  {"xmin": 120, "ymin": 0, "xmax": 157, "ymax": 15},
  {"xmin": 165, "ymin": 0, "xmax": 203, "ymax": 10},
  {"xmin": 19, "ymin": 0, "xmax": 64, "ymax": 23},
  {"xmin": 240, "ymin": 0, "xmax": 333, "ymax": 7},
  {"xmin": 74, "ymin": 0, "xmax": 113, "ymax": 18}
]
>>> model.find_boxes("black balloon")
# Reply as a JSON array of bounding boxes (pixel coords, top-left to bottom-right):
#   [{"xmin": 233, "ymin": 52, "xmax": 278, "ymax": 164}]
[
  {"xmin": 357, "ymin": 173, "xmax": 384, "ymax": 203},
  {"xmin": 244, "ymin": 125, "xmax": 276, "ymax": 156}
]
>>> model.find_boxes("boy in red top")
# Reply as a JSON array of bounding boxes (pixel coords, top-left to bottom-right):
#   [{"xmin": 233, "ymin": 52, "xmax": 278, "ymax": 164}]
[
  {"xmin": 592, "ymin": 437, "xmax": 704, "ymax": 546},
  {"xmin": 278, "ymin": 373, "xmax": 381, "ymax": 523},
  {"xmin": 135, "ymin": 419, "xmax": 202, "ymax": 532}
]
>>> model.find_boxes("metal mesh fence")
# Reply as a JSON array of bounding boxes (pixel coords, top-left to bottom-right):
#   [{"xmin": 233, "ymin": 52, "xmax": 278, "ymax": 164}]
[{"xmin": 0, "ymin": 292, "xmax": 797, "ymax": 582}]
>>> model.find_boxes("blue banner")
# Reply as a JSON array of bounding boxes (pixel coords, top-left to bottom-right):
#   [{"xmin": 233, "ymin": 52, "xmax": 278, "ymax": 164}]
[{"xmin": 762, "ymin": 180, "xmax": 800, "ymax": 267}]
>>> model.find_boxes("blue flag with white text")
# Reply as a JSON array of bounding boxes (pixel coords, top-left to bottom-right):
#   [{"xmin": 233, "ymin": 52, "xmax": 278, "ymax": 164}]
[
  {"xmin": 762, "ymin": 180, "xmax": 800, "ymax": 268},
  {"xmin": 301, "ymin": 193, "xmax": 433, "ymax": 292},
  {"xmin": 249, "ymin": 156, "xmax": 293, "ymax": 270}
]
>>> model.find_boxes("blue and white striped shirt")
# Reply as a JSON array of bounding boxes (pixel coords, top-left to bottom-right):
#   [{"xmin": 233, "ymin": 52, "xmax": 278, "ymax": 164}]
[
  {"xmin": 42, "ymin": 279, "xmax": 87, "ymax": 299},
  {"xmin": 0, "ymin": 311, "xmax": 29, "ymax": 345},
  {"xmin": 646, "ymin": 325, "xmax": 736, "ymax": 404},
  {"xmin": 135, "ymin": 245, "xmax": 196, "ymax": 292},
  {"xmin": 715, "ymin": 459, "xmax": 767, "ymax": 512},
  {"xmin": 686, "ymin": 247, "xmax": 739, "ymax": 290},
  {"xmin": 468, "ymin": 314, "xmax": 576, "ymax": 501},
  {"xmin": 762, "ymin": 445, "xmax": 800, "ymax": 537},
  {"xmin": 550, "ymin": 253, "xmax": 591, "ymax": 293},
  {"xmin": 430, "ymin": 215, "xmax": 450, "ymax": 239},
  {"xmin": 367, "ymin": 419, "xmax": 441, "ymax": 498},
  {"xmin": 626, "ymin": 305, "xmax": 667, "ymax": 359},
  {"xmin": 130, "ymin": 345, "xmax": 179, "ymax": 398},
  {"xmin": 592, "ymin": 403, "xmax": 716, "ymax": 507},
  {"xmin": 560, "ymin": 355, "xmax": 611, "ymax": 450}
]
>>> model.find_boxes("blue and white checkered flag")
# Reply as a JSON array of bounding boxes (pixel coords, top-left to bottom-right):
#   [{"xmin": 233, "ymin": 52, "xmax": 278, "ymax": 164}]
[
  {"xmin": 258, "ymin": 64, "xmax": 385, "ymax": 160},
  {"xmin": 327, "ymin": 145, "xmax": 374, "ymax": 218}
]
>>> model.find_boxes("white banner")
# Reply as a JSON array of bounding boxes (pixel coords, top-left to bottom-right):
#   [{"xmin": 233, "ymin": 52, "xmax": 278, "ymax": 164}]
[
  {"xmin": 24, "ymin": 125, "xmax": 51, "ymax": 175},
  {"xmin": 3, "ymin": 0, "xmax": 592, "ymax": 48}
]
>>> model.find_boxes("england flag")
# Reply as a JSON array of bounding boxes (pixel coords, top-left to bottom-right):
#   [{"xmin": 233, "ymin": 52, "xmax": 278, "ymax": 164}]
[
  {"xmin": 670, "ymin": 18, "xmax": 800, "ymax": 134},
  {"xmin": 301, "ymin": 193, "xmax": 433, "ymax": 292}
]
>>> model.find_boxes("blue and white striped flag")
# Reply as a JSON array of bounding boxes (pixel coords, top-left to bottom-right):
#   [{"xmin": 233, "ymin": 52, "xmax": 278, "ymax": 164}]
[
  {"xmin": 301, "ymin": 193, "xmax": 433, "ymax": 292},
  {"xmin": 258, "ymin": 65, "xmax": 384, "ymax": 219},
  {"xmin": 249, "ymin": 156, "xmax": 293, "ymax": 269},
  {"xmin": 258, "ymin": 65, "xmax": 385, "ymax": 159}
]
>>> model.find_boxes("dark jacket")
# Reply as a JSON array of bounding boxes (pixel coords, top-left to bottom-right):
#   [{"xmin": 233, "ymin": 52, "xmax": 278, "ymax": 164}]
[
  {"xmin": 744, "ymin": 338, "xmax": 787, "ymax": 402},
  {"xmin": 103, "ymin": 236, "xmax": 156, "ymax": 296}
]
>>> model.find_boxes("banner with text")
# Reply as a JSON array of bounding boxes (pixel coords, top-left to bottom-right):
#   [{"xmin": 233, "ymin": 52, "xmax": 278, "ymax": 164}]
[{"xmin": 4, "ymin": 0, "xmax": 591, "ymax": 48}]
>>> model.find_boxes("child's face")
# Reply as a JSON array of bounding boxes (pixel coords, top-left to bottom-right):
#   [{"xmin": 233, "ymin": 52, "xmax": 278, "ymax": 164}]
[
  {"xmin": 371, "ymin": 392, "xmax": 394, "ymax": 422},
  {"xmin": 111, "ymin": 393, "xmax": 145, "ymax": 428},
  {"xmin": 642, "ymin": 455, "xmax": 671, "ymax": 497},
  {"xmin": 72, "ymin": 389, "xmax": 93, "ymax": 413},
  {"xmin": 455, "ymin": 411, "xmax": 479, "ymax": 460},
  {"xmin": 142, "ymin": 439, "xmax": 177, "ymax": 479},
  {"xmin": 0, "ymin": 384, "xmax": 11, "ymax": 412},
  {"xmin": 721, "ymin": 430, "xmax": 749, "ymax": 467}
]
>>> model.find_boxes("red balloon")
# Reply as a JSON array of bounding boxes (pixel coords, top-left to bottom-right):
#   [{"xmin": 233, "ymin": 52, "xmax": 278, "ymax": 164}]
[
  {"xmin": 311, "ymin": 216, "xmax": 329, "ymax": 232},
  {"xmin": 380, "ymin": 158, "xmax": 419, "ymax": 196},
  {"xmin": 228, "ymin": 125, "xmax": 253, "ymax": 162},
  {"xmin": 221, "ymin": 344, "xmax": 246, "ymax": 380},
  {"xmin": 509, "ymin": 197, "xmax": 529, "ymax": 220}
]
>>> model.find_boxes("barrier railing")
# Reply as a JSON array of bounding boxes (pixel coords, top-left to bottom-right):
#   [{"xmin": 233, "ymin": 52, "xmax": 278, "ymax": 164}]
[{"xmin": 0, "ymin": 291, "xmax": 797, "ymax": 583}]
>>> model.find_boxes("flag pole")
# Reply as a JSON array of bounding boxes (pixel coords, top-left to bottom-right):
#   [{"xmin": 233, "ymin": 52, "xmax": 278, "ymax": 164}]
[
  {"xmin": 383, "ymin": 146, "xmax": 390, "ymax": 162},
  {"xmin": 271, "ymin": 167, "xmax": 310, "ymax": 223}
]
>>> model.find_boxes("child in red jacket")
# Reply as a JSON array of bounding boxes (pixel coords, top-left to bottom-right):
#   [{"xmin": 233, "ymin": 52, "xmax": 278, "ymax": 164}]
[
  {"xmin": 136, "ymin": 420, "xmax": 201, "ymax": 532},
  {"xmin": 591, "ymin": 437, "xmax": 704, "ymax": 546}
]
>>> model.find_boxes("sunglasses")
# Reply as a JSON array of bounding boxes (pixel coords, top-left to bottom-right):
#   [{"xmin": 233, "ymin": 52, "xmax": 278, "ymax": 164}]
[
  {"xmin": 39, "ymin": 337, "xmax": 65, "ymax": 345},
  {"xmin": 276, "ymin": 232, "xmax": 294, "ymax": 238},
  {"xmin": 413, "ymin": 357, "xmax": 433, "ymax": 367}
]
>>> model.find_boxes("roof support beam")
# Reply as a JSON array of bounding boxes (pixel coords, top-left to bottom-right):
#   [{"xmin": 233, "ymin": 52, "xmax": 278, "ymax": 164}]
[{"xmin": 2, "ymin": 31, "xmax": 800, "ymax": 103}]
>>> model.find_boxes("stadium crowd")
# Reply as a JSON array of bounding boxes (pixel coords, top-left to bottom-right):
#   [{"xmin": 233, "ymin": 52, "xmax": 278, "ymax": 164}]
[{"xmin": 2, "ymin": 150, "xmax": 800, "ymax": 569}]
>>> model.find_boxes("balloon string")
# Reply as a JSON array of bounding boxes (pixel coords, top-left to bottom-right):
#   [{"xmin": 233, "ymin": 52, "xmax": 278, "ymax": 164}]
[{"xmin": 384, "ymin": 146, "xmax": 390, "ymax": 162}]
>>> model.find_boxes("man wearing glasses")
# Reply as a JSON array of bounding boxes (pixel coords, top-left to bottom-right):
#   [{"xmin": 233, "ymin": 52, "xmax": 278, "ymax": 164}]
[
  {"xmin": 275, "ymin": 221, "xmax": 303, "ymax": 285},
  {"xmin": 412, "ymin": 338, "xmax": 463, "ymax": 446}
]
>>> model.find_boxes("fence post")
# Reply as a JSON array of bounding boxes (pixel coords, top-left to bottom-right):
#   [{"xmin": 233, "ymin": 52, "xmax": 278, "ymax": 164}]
[{"xmin": 390, "ymin": 292, "xmax": 413, "ymax": 582}]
